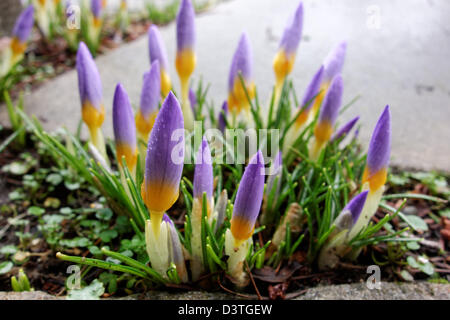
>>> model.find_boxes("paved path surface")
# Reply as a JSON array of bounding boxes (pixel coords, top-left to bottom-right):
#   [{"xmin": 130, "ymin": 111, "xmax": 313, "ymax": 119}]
[
  {"xmin": 1, "ymin": 282, "xmax": 449, "ymax": 299},
  {"xmin": 1, "ymin": 0, "xmax": 449, "ymax": 171}
]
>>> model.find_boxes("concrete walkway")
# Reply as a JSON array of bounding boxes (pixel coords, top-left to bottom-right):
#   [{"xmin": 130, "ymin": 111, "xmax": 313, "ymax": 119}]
[{"xmin": 1, "ymin": 0, "xmax": 449, "ymax": 171}]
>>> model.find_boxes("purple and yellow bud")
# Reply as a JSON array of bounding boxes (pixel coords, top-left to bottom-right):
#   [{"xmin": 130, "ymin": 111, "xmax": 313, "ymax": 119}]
[
  {"xmin": 76, "ymin": 42, "xmax": 107, "ymax": 158},
  {"xmin": 230, "ymin": 151, "xmax": 265, "ymax": 244},
  {"xmin": 349, "ymin": 106, "xmax": 391, "ymax": 241},
  {"xmin": 310, "ymin": 75, "xmax": 343, "ymax": 160},
  {"xmin": 193, "ymin": 137, "xmax": 214, "ymax": 209},
  {"xmin": 148, "ymin": 25, "xmax": 172, "ymax": 96},
  {"xmin": 10, "ymin": 6, "xmax": 34, "ymax": 60},
  {"xmin": 91, "ymin": 0, "xmax": 103, "ymax": 27},
  {"xmin": 113, "ymin": 83, "xmax": 138, "ymax": 173},
  {"xmin": 273, "ymin": 2, "xmax": 303, "ymax": 89},
  {"xmin": 141, "ymin": 92, "xmax": 185, "ymax": 235},
  {"xmin": 136, "ymin": 60, "xmax": 161, "ymax": 141},
  {"xmin": 330, "ymin": 116, "xmax": 359, "ymax": 143},
  {"xmin": 362, "ymin": 105, "xmax": 391, "ymax": 192},
  {"xmin": 175, "ymin": 0, "xmax": 196, "ymax": 131},
  {"xmin": 218, "ymin": 101, "xmax": 228, "ymax": 133},
  {"xmin": 312, "ymin": 42, "xmax": 347, "ymax": 115},
  {"xmin": 190, "ymin": 137, "xmax": 214, "ymax": 280},
  {"xmin": 227, "ymin": 33, "xmax": 255, "ymax": 119}
]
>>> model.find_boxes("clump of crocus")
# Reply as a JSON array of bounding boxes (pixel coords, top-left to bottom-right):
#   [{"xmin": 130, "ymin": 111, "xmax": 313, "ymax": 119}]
[
  {"xmin": 112, "ymin": 83, "xmax": 138, "ymax": 178},
  {"xmin": 348, "ymin": 106, "xmax": 391, "ymax": 240},
  {"xmin": 282, "ymin": 65, "xmax": 324, "ymax": 154},
  {"xmin": 311, "ymin": 41, "xmax": 347, "ymax": 115},
  {"xmin": 190, "ymin": 136, "xmax": 214, "ymax": 280},
  {"xmin": 225, "ymin": 151, "xmax": 265, "ymax": 287},
  {"xmin": 0, "ymin": 6, "xmax": 34, "ymax": 78},
  {"xmin": 141, "ymin": 92, "xmax": 185, "ymax": 238},
  {"xmin": 227, "ymin": 33, "xmax": 255, "ymax": 125},
  {"xmin": 148, "ymin": 25, "xmax": 172, "ymax": 97},
  {"xmin": 76, "ymin": 42, "xmax": 107, "ymax": 160},
  {"xmin": 272, "ymin": 1, "xmax": 303, "ymax": 107},
  {"xmin": 309, "ymin": 74, "xmax": 343, "ymax": 160},
  {"xmin": 330, "ymin": 116, "xmax": 360, "ymax": 143},
  {"xmin": 218, "ymin": 101, "xmax": 229, "ymax": 133},
  {"xmin": 318, "ymin": 191, "xmax": 369, "ymax": 270},
  {"xmin": 136, "ymin": 60, "xmax": 161, "ymax": 147},
  {"xmin": 175, "ymin": 0, "xmax": 196, "ymax": 131}
]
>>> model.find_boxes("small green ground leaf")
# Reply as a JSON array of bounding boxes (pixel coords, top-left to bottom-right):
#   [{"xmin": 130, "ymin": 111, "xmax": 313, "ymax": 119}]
[
  {"xmin": 67, "ymin": 279, "xmax": 105, "ymax": 300},
  {"xmin": 0, "ymin": 261, "xmax": 14, "ymax": 275}
]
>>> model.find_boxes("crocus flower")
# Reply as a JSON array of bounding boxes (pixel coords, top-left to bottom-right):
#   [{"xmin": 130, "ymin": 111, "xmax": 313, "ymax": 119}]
[
  {"xmin": 175, "ymin": 0, "xmax": 196, "ymax": 131},
  {"xmin": 362, "ymin": 105, "xmax": 391, "ymax": 192},
  {"xmin": 310, "ymin": 75, "xmax": 343, "ymax": 160},
  {"xmin": 318, "ymin": 190, "xmax": 368, "ymax": 270},
  {"xmin": 227, "ymin": 33, "xmax": 255, "ymax": 120},
  {"xmin": 225, "ymin": 150, "xmax": 265, "ymax": 287},
  {"xmin": 136, "ymin": 60, "xmax": 161, "ymax": 141},
  {"xmin": 312, "ymin": 41, "xmax": 347, "ymax": 115},
  {"xmin": 91, "ymin": 0, "xmax": 102, "ymax": 26},
  {"xmin": 193, "ymin": 137, "xmax": 214, "ymax": 210},
  {"xmin": 164, "ymin": 214, "xmax": 188, "ymax": 283},
  {"xmin": 282, "ymin": 65, "xmax": 324, "ymax": 154},
  {"xmin": 273, "ymin": 1, "xmax": 303, "ymax": 106},
  {"xmin": 230, "ymin": 150, "xmax": 265, "ymax": 244},
  {"xmin": 330, "ymin": 116, "xmax": 360, "ymax": 143},
  {"xmin": 349, "ymin": 106, "xmax": 391, "ymax": 240},
  {"xmin": 218, "ymin": 101, "xmax": 228, "ymax": 133},
  {"xmin": 76, "ymin": 42, "xmax": 106, "ymax": 158},
  {"xmin": 190, "ymin": 136, "xmax": 214, "ymax": 280},
  {"xmin": 112, "ymin": 83, "xmax": 138, "ymax": 173},
  {"xmin": 32, "ymin": 0, "xmax": 51, "ymax": 38},
  {"xmin": 141, "ymin": 92, "xmax": 185, "ymax": 235},
  {"xmin": 334, "ymin": 191, "xmax": 369, "ymax": 231},
  {"xmin": 148, "ymin": 25, "xmax": 172, "ymax": 96},
  {"xmin": 10, "ymin": 5, "xmax": 34, "ymax": 60}
]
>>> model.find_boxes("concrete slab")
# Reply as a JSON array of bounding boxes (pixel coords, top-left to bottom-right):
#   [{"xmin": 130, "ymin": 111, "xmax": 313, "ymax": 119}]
[{"xmin": 1, "ymin": 0, "xmax": 449, "ymax": 171}]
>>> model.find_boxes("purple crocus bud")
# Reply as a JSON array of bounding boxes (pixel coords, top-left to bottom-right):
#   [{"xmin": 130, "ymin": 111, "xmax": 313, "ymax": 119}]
[
  {"xmin": 76, "ymin": 42, "xmax": 104, "ymax": 131},
  {"xmin": 273, "ymin": 2, "xmax": 303, "ymax": 80},
  {"xmin": 148, "ymin": 25, "xmax": 171, "ymax": 96},
  {"xmin": 334, "ymin": 191, "xmax": 369, "ymax": 230},
  {"xmin": 113, "ymin": 83, "xmax": 137, "ymax": 171},
  {"xmin": 218, "ymin": 101, "xmax": 228, "ymax": 133},
  {"xmin": 362, "ymin": 105, "xmax": 391, "ymax": 191},
  {"xmin": 136, "ymin": 60, "xmax": 161, "ymax": 139},
  {"xmin": 141, "ymin": 92, "xmax": 185, "ymax": 215},
  {"xmin": 12, "ymin": 5, "xmax": 34, "ymax": 44},
  {"xmin": 331, "ymin": 116, "xmax": 360, "ymax": 142},
  {"xmin": 323, "ymin": 41, "xmax": 347, "ymax": 84},
  {"xmin": 193, "ymin": 137, "xmax": 213, "ymax": 204},
  {"xmin": 231, "ymin": 151, "xmax": 265, "ymax": 243},
  {"xmin": 294, "ymin": 65, "xmax": 324, "ymax": 128},
  {"xmin": 91, "ymin": 0, "xmax": 103, "ymax": 18},
  {"xmin": 176, "ymin": 0, "xmax": 195, "ymax": 52},
  {"xmin": 227, "ymin": 33, "xmax": 254, "ymax": 115},
  {"xmin": 175, "ymin": 0, "xmax": 196, "ymax": 83},
  {"xmin": 189, "ymin": 88, "xmax": 197, "ymax": 117},
  {"xmin": 314, "ymin": 75, "xmax": 343, "ymax": 144}
]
